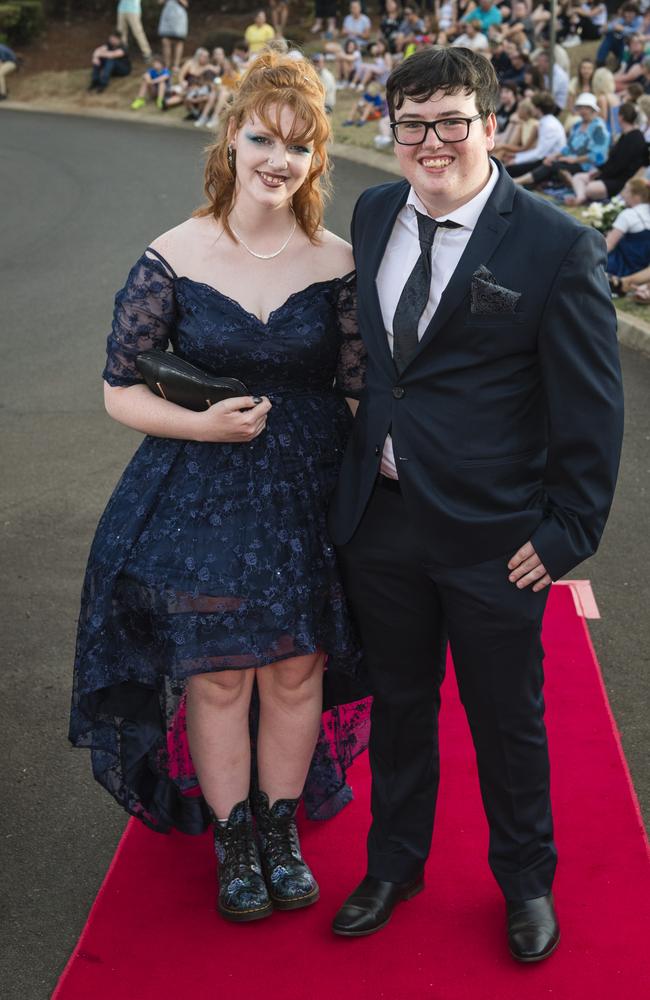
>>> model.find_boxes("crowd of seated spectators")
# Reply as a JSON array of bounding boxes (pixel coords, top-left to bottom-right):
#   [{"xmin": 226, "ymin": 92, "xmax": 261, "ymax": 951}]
[{"xmin": 80, "ymin": 0, "xmax": 650, "ymax": 292}]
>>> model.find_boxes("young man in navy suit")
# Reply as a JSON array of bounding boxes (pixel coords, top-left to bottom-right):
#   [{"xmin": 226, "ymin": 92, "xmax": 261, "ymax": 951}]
[{"xmin": 329, "ymin": 47, "xmax": 624, "ymax": 960}]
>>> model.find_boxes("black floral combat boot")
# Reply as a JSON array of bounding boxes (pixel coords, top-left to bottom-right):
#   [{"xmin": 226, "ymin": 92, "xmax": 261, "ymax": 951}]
[
  {"xmin": 209, "ymin": 800, "xmax": 273, "ymax": 922},
  {"xmin": 253, "ymin": 791, "xmax": 320, "ymax": 910}
]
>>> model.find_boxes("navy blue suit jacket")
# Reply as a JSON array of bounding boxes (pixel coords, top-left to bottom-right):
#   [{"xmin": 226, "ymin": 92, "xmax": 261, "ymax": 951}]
[{"xmin": 329, "ymin": 161, "xmax": 624, "ymax": 581}]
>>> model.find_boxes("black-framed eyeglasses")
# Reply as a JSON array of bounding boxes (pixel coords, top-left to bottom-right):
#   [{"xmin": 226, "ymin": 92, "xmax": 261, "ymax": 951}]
[{"xmin": 390, "ymin": 114, "xmax": 483, "ymax": 145}]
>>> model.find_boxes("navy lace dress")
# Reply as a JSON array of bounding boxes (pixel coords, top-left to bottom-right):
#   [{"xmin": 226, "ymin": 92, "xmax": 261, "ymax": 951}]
[{"xmin": 69, "ymin": 248, "xmax": 370, "ymax": 834}]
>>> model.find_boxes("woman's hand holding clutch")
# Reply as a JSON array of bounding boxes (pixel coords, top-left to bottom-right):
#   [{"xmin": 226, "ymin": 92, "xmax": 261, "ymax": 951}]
[
  {"xmin": 103, "ymin": 383, "xmax": 271, "ymax": 443},
  {"xmin": 196, "ymin": 395, "xmax": 272, "ymax": 443}
]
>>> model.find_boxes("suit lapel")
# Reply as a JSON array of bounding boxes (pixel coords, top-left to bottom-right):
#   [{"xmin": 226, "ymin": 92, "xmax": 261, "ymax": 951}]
[
  {"xmin": 359, "ymin": 181, "xmax": 409, "ymax": 375},
  {"xmin": 408, "ymin": 162, "xmax": 516, "ymax": 365}
]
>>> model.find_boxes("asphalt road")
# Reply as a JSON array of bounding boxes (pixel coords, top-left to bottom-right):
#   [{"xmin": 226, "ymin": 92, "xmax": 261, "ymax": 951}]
[{"xmin": 1, "ymin": 110, "xmax": 648, "ymax": 1000}]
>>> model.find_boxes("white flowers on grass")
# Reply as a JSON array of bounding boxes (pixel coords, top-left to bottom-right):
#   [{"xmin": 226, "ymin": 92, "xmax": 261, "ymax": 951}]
[{"xmin": 582, "ymin": 197, "xmax": 625, "ymax": 233}]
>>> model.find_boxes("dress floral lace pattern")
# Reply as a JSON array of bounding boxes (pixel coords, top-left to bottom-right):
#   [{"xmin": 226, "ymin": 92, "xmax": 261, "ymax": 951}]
[{"xmin": 70, "ymin": 251, "xmax": 370, "ymax": 833}]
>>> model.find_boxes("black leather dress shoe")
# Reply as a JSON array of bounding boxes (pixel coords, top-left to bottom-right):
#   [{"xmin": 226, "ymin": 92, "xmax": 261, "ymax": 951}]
[
  {"xmin": 507, "ymin": 893, "xmax": 560, "ymax": 962},
  {"xmin": 332, "ymin": 874, "xmax": 424, "ymax": 937}
]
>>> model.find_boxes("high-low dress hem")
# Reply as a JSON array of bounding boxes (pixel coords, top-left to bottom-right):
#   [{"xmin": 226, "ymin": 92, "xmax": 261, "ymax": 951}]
[{"xmin": 69, "ymin": 250, "xmax": 370, "ymax": 832}]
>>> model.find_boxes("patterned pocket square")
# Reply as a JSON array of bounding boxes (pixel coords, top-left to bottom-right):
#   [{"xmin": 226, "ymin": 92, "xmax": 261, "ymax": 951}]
[{"xmin": 470, "ymin": 265, "xmax": 522, "ymax": 314}]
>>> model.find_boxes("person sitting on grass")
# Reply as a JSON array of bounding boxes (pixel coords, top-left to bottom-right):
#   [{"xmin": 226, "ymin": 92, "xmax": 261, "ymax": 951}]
[
  {"xmin": 592, "ymin": 66, "xmax": 622, "ymax": 137},
  {"xmin": 595, "ymin": 2, "xmax": 643, "ymax": 69},
  {"xmin": 607, "ymin": 259, "xmax": 650, "ymax": 297},
  {"xmin": 452, "ymin": 18, "xmax": 489, "ymax": 51},
  {"xmin": 604, "ymin": 177, "xmax": 650, "ymax": 280},
  {"xmin": 504, "ymin": 91, "xmax": 567, "ymax": 175},
  {"xmin": 461, "ymin": 0, "xmax": 503, "ymax": 35},
  {"xmin": 614, "ymin": 34, "xmax": 647, "ymax": 91},
  {"xmin": 566, "ymin": 56, "xmax": 596, "ymax": 115},
  {"xmin": 392, "ymin": 6, "xmax": 427, "ymax": 53},
  {"xmin": 325, "ymin": 1, "xmax": 372, "ymax": 67},
  {"xmin": 341, "ymin": 0, "xmax": 372, "ymax": 49},
  {"xmin": 131, "ymin": 55, "xmax": 170, "ymax": 110},
  {"xmin": 577, "ymin": 0, "xmax": 608, "ymax": 42},
  {"xmin": 534, "ymin": 49, "xmax": 570, "ymax": 110},
  {"xmin": 231, "ymin": 40, "xmax": 250, "ymax": 74},
  {"xmin": 493, "ymin": 97, "xmax": 539, "ymax": 160},
  {"xmin": 498, "ymin": 45, "xmax": 530, "ymax": 90},
  {"xmin": 193, "ymin": 48, "xmax": 241, "ymax": 128},
  {"xmin": 183, "ymin": 53, "xmax": 222, "ymax": 121},
  {"xmin": 88, "ymin": 32, "xmax": 131, "ymax": 93},
  {"xmin": 162, "ymin": 47, "xmax": 216, "ymax": 116},
  {"xmin": 342, "ymin": 80, "xmax": 387, "ymax": 126},
  {"xmin": 373, "ymin": 110, "xmax": 393, "ymax": 149},
  {"xmin": 494, "ymin": 82, "xmax": 519, "ymax": 140},
  {"xmin": 334, "ymin": 37, "xmax": 363, "ymax": 86},
  {"xmin": 402, "ymin": 22, "xmax": 447, "ymax": 60},
  {"xmin": 311, "ymin": 52, "xmax": 337, "ymax": 113},
  {"xmin": 510, "ymin": 92, "xmax": 609, "ymax": 189},
  {"xmin": 352, "ymin": 39, "xmax": 393, "ymax": 91},
  {"xmin": 564, "ymin": 102, "xmax": 648, "ymax": 204},
  {"xmin": 0, "ymin": 42, "xmax": 18, "ymax": 101}
]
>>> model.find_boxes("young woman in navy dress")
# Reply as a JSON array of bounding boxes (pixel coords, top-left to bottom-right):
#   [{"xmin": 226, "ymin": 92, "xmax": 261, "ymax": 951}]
[{"xmin": 69, "ymin": 52, "xmax": 368, "ymax": 924}]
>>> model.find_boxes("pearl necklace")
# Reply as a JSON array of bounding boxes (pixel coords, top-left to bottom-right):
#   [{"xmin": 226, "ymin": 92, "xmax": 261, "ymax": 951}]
[{"xmin": 230, "ymin": 214, "xmax": 297, "ymax": 260}]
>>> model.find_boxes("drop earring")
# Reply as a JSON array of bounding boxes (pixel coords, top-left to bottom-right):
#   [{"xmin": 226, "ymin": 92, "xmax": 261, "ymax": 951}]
[{"xmin": 227, "ymin": 144, "xmax": 236, "ymax": 173}]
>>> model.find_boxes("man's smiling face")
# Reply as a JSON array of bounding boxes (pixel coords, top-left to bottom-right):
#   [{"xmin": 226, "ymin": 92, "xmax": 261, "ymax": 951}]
[{"xmin": 393, "ymin": 89, "xmax": 496, "ymax": 216}]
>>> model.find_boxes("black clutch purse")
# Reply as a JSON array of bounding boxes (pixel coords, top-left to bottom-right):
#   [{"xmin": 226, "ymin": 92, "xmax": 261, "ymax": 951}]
[{"xmin": 135, "ymin": 349, "xmax": 249, "ymax": 411}]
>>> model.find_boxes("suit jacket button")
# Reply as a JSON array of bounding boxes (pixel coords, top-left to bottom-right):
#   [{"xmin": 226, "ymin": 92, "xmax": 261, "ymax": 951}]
[
  {"xmin": 374, "ymin": 445, "xmax": 381, "ymax": 456},
  {"xmin": 392, "ymin": 386, "xmax": 405, "ymax": 399}
]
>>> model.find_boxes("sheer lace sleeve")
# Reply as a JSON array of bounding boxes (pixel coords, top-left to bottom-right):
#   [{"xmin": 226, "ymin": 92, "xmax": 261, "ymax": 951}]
[
  {"xmin": 335, "ymin": 271, "xmax": 367, "ymax": 400},
  {"xmin": 102, "ymin": 251, "xmax": 177, "ymax": 387}
]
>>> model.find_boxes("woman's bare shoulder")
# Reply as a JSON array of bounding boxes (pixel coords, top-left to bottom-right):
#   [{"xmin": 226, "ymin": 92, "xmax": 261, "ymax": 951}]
[
  {"xmin": 148, "ymin": 217, "xmax": 219, "ymax": 270},
  {"xmin": 313, "ymin": 228, "xmax": 355, "ymax": 276}
]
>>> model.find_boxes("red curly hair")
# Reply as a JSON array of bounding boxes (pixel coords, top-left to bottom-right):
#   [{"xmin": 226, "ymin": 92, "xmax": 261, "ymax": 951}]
[{"xmin": 194, "ymin": 51, "xmax": 331, "ymax": 243}]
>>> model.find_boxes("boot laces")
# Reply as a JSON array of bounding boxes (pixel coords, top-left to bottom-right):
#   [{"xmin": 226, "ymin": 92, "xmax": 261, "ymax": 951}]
[
  {"xmin": 265, "ymin": 818, "xmax": 301, "ymax": 868},
  {"xmin": 220, "ymin": 823, "xmax": 261, "ymax": 876}
]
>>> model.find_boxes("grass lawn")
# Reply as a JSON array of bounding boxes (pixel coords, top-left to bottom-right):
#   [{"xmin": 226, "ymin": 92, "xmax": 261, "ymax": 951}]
[{"xmin": 612, "ymin": 294, "xmax": 650, "ymax": 322}]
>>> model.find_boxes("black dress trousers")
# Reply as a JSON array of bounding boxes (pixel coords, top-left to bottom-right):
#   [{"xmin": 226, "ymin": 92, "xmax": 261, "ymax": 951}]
[{"xmin": 336, "ymin": 480, "xmax": 557, "ymax": 902}]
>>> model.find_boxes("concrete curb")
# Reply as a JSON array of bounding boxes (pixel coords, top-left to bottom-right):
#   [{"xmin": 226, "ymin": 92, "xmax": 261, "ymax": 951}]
[
  {"xmin": 616, "ymin": 310, "xmax": 650, "ymax": 357},
  {"xmin": 1, "ymin": 96, "xmax": 404, "ymax": 170},
  {"xmin": 1, "ymin": 97, "xmax": 204, "ymax": 129},
  {"xmin": 4, "ymin": 98, "xmax": 650, "ymax": 356}
]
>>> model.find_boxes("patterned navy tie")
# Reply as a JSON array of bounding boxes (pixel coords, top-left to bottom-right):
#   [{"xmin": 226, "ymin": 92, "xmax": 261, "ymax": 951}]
[{"xmin": 392, "ymin": 211, "xmax": 461, "ymax": 374}]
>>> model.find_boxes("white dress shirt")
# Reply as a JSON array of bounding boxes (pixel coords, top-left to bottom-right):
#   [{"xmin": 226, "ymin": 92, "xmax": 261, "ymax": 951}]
[
  {"xmin": 512, "ymin": 114, "xmax": 567, "ymax": 165},
  {"xmin": 376, "ymin": 158, "xmax": 500, "ymax": 478},
  {"xmin": 549, "ymin": 63, "xmax": 570, "ymax": 110}
]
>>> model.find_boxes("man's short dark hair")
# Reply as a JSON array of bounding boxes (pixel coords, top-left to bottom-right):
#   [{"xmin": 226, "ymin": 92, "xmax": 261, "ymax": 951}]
[
  {"xmin": 531, "ymin": 91, "xmax": 557, "ymax": 116},
  {"xmin": 386, "ymin": 46, "xmax": 499, "ymax": 121},
  {"xmin": 619, "ymin": 101, "xmax": 638, "ymax": 125}
]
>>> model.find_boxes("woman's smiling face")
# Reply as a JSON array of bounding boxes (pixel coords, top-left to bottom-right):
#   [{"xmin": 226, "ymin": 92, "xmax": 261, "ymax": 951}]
[{"xmin": 229, "ymin": 105, "xmax": 314, "ymax": 209}]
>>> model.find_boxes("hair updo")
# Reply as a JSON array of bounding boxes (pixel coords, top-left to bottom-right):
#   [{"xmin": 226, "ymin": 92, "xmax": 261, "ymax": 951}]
[{"xmin": 195, "ymin": 51, "xmax": 331, "ymax": 242}]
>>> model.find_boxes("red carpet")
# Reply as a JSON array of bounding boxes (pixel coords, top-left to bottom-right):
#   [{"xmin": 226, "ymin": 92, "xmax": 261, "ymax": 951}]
[{"xmin": 54, "ymin": 586, "xmax": 650, "ymax": 1000}]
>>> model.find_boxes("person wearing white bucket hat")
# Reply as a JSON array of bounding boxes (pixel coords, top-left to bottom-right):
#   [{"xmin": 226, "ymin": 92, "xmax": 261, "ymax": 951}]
[
  {"xmin": 512, "ymin": 91, "xmax": 610, "ymax": 189},
  {"xmin": 574, "ymin": 92, "xmax": 600, "ymax": 112}
]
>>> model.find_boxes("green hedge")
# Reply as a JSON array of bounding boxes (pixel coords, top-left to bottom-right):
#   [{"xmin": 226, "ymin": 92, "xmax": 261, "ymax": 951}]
[{"xmin": 0, "ymin": 1, "xmax": 44, "ymax": 45}]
